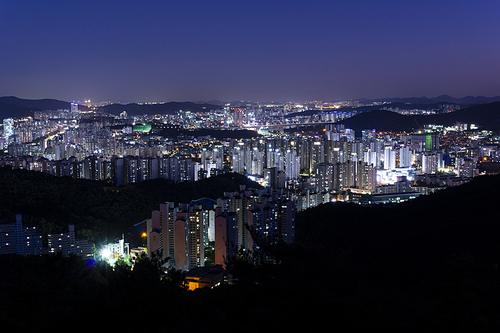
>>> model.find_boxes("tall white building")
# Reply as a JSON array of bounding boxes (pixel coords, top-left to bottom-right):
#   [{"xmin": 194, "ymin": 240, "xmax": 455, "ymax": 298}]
[
  {"xmin": 384, "ymin": 147, "xmax": 396, "ymax": 170},
  {"xmin": 422, "ymin": 151, "xmax": 441, "ymax": 174},
  {"xmin": 232, "ymin": 146, "xmax": 245, "ymax": 173},
  {"xmin": 399, "ymin": 146, "xmax": 412, "ymax": 168},
  {"xmin": 285, "ymin": 149, "xmax": 300, "ymax": 180},
  {"xmin": 3, "ymin": 118, "xmax": 14, "ymax": 142},
  {"xmin": 364, "ymin": 150, "xmax": 378, "ymax": 167}
]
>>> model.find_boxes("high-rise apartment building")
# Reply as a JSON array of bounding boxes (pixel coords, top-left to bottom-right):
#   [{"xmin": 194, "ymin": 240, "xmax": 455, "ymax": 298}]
[
  {"xmin": 316, "ymin": 162, "xmax": 334, "ymax": 192},
  {"xmin": 399, "ymin": 145, "xmax": 412, "ymax": 168},
  {"xmin": 410, "ymin": 133, "xmax": 439, "ymax": 152},
  {"xmin": 149, "ymin": 200, "xmax": 216, "ymax": 271},
  {"xmin": 422, "ymin": 151, "xmax": 441, "ymax": 174},
  {"xmin": 3, "ymin": 118, "xmax": 14, "ymax": 143},
  {"xmin": 384, "ymin": 147, "xmax": 396, "ymax": 170},
  {"xmin": 214, "ymin": 186, "xmax": 296, "ymax": 267}
]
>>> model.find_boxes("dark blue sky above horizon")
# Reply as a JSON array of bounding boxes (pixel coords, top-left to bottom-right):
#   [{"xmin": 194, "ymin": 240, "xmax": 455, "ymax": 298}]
[{"xmin": 1, "ymin": 0, "xmax": 499, "ymax": 103}]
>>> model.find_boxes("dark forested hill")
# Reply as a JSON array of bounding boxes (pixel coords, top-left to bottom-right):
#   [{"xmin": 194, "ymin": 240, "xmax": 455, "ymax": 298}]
[
  {"xmin": 157, "ymin": 126, "xmax": 259, "ymax": 139},
  {"xmin": 297, "ymin": 174, "xmax": 500, "ymax": 265},
  {"xmin": 0, "ymin": 167, "xmax": 258, "ymax": 242},
  {"xmin": 338, "ymin": 101, "xmax": 500, "ymax": 133},
  {"xmin": 338, "ymin": 109, "xmax": 418, "ymax": 133},
  {"xmin": 0, "ymin": 96, "xmax": 78, "ymax": 119},
  {"xmin": 412, "ymin": 101, "xmax": 500, "ymax": 132}
]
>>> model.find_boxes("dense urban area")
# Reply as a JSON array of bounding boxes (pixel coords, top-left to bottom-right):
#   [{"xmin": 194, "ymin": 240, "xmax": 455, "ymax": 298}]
[{"xmin": 1, "ymin": 97, "xmax": 500, "ymax": 331}]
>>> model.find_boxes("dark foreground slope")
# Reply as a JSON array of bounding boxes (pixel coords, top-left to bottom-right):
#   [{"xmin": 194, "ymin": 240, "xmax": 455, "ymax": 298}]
[
  {"xmin": 1, "ymin": 173, "xmax": 500, "ymax": 332},
  {"xmin": 297, "ymin": 174, "xmax": 500, "ymax": 266},
  {"xmin": 292, "ymin": 174, "xmax": 500, "ymax": 331}
]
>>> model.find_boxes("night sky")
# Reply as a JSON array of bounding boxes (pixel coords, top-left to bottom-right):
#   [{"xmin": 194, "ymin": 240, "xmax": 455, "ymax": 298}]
[{"xmin": 1, "ymin": 1, "xmax": 499, "ymax": 103}]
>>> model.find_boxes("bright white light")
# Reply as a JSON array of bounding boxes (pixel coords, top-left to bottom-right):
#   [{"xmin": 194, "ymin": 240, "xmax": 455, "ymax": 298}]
[{"xmin": 101, "ymin": 248, "xmax": 112, "ymax": 258}]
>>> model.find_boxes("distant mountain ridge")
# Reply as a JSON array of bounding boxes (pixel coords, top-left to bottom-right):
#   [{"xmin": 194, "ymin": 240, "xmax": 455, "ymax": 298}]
[
  {"xmin": 285, "ymin": 102, "xmax": 459, "ymax": 119},
  {"xmin": 339, "ymin": 101, "xmax": 500, "ymax": 133},
  {"xmin": 97, "ymin": 101, "xmax": 220, "ymax": 116},
  {"xmin": 363, "ymin": 94, "xmax": 500, "ymax": 105},
  {"xmin": 0, "ymin": 96, "xmax": 72, "ymax": 109},
  {"xmin": 0, "ymin": 96, "xmax": 80, "ymax": 119},
  {"xmin": 0, "ymin": 96, "xmax": 219, "ymax": 119}
]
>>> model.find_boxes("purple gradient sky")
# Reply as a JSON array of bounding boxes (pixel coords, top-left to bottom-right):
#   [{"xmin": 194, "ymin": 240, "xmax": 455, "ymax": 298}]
[{"xmin": 1, "ymin": 0, "xmax": 499, "ymax": 103}]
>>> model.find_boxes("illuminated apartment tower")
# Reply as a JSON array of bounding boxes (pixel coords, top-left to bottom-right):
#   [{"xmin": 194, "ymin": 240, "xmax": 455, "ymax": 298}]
[
  {"xmin": 229, "ymin": 187, "xmax": 255, "ymax": 250},
  {"xmin": 384, "ymin": 147, "xmax": 396, "ymax": 170},
  {"xmin": 422, "ymin": 151, "xmax": 441, "ymax": 174},
  {"xmin": 410, "ymin": 133, "xmax": 439, "ymax": 152},
  {"xmin": 232, "ymin": 146, "xmax": 245, "ymax": 174},
  {"xmin": 214, "ymin": 209, "xmax": 238, "ymax": 268},
  {"xmin": 250, "ymin": 147, "xmax": 264, "ymax": 175},
  {"xmin": 364, "ymin": 149, "xmax": 378, "ymax": 168},
  {"xmin": 315, "ymin": 162, "xmax": 334, "ymax": 192},
  {"xmin": 150, "ymin": 201, "xmax": 211, "ymax": 271},
  {"xmin": 175, "ymin": 204, "xmax": 205, "ymax": 270},
  {"xmin": 399, "ymin": 145, "xmax": 413, "ymax": 168},
  {"xmin": 246, "ymin": 198, "xmax": 296, "ymax": 244},
  {"xmin": 457, "ymin": 158, "xmax": 476, "ymax": 178},
  {"xmin": 278, "ymin": 199, "xmax": 296, "ymax": 244},
  {"xmin": 149, "ymin": 202, "xmax": 180, "ymax": 267},
  {"xmin": 357, "ymin": 161, "xmax": 377, "ymax": 192},
  {"xmin": 233, "ymin": 109, "xmax": 244, "ymax": 127},
  {"xmin": 285, "ymin": 149, "xmax": 300, "ymax": 180},
  {"xmin": 344, "ymin": 160, "xmax": 357, "ymax": 188},
  {"xmin": 3, "ymin": 118, "xmax": 14, "ymax": 143},
  {"xmin": 216, "ymin": 185, "xmax": 257, "ymax": 252},
  {"xmin": 309, "ymin": 140, "xmax": 325, "ymax": 174},
  {"xmin": 215, "ymin": 186, "xmax": 296, "ymax": 267},
  {"xmin": 332, "ymin": 162, "xmax": 346, "ymax": 191}
]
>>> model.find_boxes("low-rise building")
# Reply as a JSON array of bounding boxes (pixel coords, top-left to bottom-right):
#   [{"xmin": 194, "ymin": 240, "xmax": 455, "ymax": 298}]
[
  {"xmin": 0, "ymin": 214, "xmax": 43, "ymax": 256},
  {"xmin": 184, "ymin": 265, "xmax": 225, "ymax": 290}
]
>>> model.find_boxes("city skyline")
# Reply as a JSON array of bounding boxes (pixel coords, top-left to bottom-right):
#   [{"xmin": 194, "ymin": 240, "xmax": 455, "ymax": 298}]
[{"xmin": 1, "ymin": 1, "xmax": 499, "ymax": 103}]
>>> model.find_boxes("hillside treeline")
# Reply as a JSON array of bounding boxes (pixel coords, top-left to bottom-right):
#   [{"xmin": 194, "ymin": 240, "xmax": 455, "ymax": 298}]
[{"xmin": 0, "ymin": 167, "xmax": 258, "ymax": 243}]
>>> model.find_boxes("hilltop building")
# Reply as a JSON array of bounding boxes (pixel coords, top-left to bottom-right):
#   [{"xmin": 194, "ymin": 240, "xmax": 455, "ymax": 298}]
[
  {"xmin": 185, "ymin": 265, "xmax": 225, "ymax": 290},
  {"xmin": 0, "ymin": 214, "xmax": 43, "ymax": 256},
  {"xmin": 48, "ymin": 224, "xmax": 94, "ymax": 258},
  {"xmin": 101, "ymin": 235, "xmax": 129, "ymax": 262}
]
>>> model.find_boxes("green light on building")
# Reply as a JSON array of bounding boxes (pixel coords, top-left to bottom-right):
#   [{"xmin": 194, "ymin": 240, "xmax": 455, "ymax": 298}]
[
  {"xmin": 426, "ymin": 134, "xmax": 432, "ymax": 151},
  {"xmin": 133, "ymin": 122, "xmax": 152, "ymax": 133}
]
